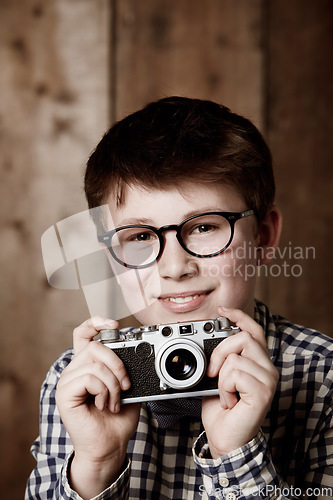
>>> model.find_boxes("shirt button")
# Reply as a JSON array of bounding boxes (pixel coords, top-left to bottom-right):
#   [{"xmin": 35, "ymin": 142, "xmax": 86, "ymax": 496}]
[
  {"xmin": 225, "ymin": 493, "xmax": 237, "ymax": 500},
  {"xmin": 219, "ymin": 477, "xmax": 229, "ymax": 487}
]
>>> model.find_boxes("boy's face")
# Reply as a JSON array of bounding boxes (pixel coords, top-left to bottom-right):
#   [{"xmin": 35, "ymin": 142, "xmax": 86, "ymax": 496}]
[{"xmin": 106, "ymin": 182, "xmax": 259, "ymax": 326}]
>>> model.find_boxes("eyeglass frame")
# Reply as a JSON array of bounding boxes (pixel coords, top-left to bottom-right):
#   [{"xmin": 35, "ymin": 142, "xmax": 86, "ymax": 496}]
[{"xmin": 98, "ymin": 209, "xmax": 255, "ymax": 269}]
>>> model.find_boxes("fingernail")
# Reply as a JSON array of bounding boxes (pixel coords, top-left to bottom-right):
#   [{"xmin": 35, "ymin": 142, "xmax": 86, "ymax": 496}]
[
  {"xmin": 121, "ymin": 376, "xmax": 131, "ymax": 391},
  {"xmin": 105, "ymin": 321, "xmax": 117, "ymax": 328},
  {"xmin": 220, "ymin": 395, "xmax": 227, "ymax": 410},
  {"xmin": 114, "ymin": 402, "xmax": 120, "ymax": 413},
  {"xmin": 207, "ymin": 363, "xmax": 216, "ymax": 377},
  {"xmin": 219, "ymin": 306, "xmax": 230, "ymax": 311}
]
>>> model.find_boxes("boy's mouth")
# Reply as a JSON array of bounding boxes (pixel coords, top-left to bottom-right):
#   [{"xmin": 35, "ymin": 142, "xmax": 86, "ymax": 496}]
[
  {"xmin": 158, "ymin": 290, "xmax": 212, "ymax": 313},
  {"xmin": 163, "ymin": 294, "xmax": 200, "ymax": 304}
]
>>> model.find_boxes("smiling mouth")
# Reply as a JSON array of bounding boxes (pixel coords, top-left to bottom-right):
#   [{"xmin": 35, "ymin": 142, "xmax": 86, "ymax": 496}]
[
  {"xmin": 159, "ymin": 290, "xmax": 212, "ymax": 303},
  {"xmin": 157, "ymin": 290, "xmax": 213, "ymax": 314},
  {"xmin": 163, "ymin": 294, "xmax": 200, "ymax": 304}
]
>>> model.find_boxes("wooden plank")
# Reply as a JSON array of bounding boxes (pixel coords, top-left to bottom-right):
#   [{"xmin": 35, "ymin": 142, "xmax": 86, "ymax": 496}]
[
  {"xmin": 266, "ymin": 0, "xmax": 333, "ymax": 335},
  {"xmin": 114, "ymin": 0, "xmax": 264, "ymax": 126},
  {"xmin": 0, "ymin": 0, "xmax": 110, "ymax": 496}
]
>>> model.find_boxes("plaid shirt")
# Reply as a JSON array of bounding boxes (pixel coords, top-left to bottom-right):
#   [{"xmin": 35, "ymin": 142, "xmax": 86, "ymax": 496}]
[{"xmin": 25, "ymin": 302, "xmax": 333, "ymax": 499}]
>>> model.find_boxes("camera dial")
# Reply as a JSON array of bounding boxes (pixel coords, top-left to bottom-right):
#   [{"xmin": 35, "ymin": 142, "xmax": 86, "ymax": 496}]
[{"xmin": 100, "ymin": 329, "xmax": 120, "ymax": 343}]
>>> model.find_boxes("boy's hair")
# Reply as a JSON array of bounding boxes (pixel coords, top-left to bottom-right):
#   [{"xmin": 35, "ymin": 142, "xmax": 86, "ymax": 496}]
[{"xmin": 84, "ymin": 96, "xmax": 275, "ymax": 227}]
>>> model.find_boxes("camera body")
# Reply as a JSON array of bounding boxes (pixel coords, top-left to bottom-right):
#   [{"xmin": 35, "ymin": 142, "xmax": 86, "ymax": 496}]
[{"xmin": 100, "ymin": 317, "xmax": 239, "ymax": 404}]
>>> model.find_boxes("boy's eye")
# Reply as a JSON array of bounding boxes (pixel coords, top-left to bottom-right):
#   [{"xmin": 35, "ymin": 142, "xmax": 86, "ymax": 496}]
[
  {"xmin": 132, "ymin": 232, "xmax": 154, "ymax": 241},
  {"xmin": 123, "ymin": 230, "xmax": 158, "ymax": 243},
  {"xmin": 192, "ymin": 224, "xmax": 216, "ymax": 234}
]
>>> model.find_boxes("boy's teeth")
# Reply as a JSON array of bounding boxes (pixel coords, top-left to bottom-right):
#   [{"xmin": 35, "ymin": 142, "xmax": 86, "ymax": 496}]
[{"xmin": 167, "ymin": 295, "xmax": 199, "ymax": 303}]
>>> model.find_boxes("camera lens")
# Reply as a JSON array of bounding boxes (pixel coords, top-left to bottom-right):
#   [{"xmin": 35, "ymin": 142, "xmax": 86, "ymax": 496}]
[
  {"xmin": 156, "ymin": 340, "xmax": 206, "ymax": 390},
  {"xmin": 165, "ymin": 349, "xmax": 197, "ymax": 380}
]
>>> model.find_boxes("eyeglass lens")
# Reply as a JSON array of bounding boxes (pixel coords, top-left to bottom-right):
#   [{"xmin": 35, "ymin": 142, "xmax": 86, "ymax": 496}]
[
  {"xmin": 111, "ymin": 228, "xmax": 159, "ymax": 267},
  {"xmin": 111, "ymin": 214, "xmax": 232, "ymax": 267}
]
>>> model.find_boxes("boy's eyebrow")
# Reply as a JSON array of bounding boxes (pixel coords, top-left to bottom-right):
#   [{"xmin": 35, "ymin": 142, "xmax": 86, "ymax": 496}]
[
  {"xmin": 184, "ymin": 208, "xmax": 226, "ymax": 219},
  {"xmin": 117, "ymin": 217, "xmax": 153, "ymax": 226},
  {"xmin": 116, "ymin": 208, "xmax": 228, "ymax": 227}
]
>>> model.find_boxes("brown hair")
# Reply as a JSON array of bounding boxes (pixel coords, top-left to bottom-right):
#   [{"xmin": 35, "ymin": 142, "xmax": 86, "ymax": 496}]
[{"xmin": 84, "ymin": 96, "xmax": 275, "ymax": 227}]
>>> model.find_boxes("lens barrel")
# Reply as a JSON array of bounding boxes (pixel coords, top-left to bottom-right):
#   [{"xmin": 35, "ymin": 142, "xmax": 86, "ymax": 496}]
[{"xmin": 155, "ymin": 340, "xmax": 206, "ymax": 390}]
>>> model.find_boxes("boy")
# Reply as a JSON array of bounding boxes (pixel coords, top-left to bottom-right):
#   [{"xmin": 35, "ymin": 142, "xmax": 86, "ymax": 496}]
[{"xmin": 26, "ymin": 97, "xmax": 333, "ymax": 499}]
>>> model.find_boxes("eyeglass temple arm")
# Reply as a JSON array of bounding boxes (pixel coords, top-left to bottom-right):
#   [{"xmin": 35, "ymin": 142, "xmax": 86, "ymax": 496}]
[{"xmin": 241, "ymin": 209, "xmax": 255, "ymax": 218}]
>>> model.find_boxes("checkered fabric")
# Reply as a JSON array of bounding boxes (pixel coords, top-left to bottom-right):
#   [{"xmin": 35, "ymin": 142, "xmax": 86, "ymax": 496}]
[{"xmin": 25, "ymin": 302, "xmax": 333, "ymax": 499}]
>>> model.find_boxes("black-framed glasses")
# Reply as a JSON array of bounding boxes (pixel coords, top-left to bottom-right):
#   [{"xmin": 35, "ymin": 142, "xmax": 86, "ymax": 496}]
[{"xmin": 98, "ymin": 209, "xmax": 255, "ymax": 269}]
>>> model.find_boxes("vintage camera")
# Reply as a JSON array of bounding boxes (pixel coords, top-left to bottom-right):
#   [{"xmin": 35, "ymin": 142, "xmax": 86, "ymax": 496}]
[{"xmin": 100, "ymin": 317, "xmax": 239, "ymax": 404}]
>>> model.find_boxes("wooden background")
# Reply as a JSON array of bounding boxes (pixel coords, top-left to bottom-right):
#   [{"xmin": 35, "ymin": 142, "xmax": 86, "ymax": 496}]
[{"xmin": 0, "ymin": 1, "xmax": 332, "ymax": 497}]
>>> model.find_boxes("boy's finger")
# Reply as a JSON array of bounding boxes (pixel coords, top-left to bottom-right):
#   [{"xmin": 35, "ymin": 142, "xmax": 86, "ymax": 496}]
[
  {"xmin": 73, "ymin": 317, "xmax": 119, "ymax": 353},
  {"xmin": 61, "ymin": 341, "xmax": 131, "ymax": 392},
  {"xmin": 207, "ymin": 330, "xmax": 272, "ymax": 377},
  {"xmin": 217, "ymin": 306, "xmax": 267, "ymax": 350}
]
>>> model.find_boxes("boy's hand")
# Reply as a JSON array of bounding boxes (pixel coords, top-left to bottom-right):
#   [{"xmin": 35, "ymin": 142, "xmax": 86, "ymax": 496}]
[
  {"xmin": 55, "ymin": 317, "xmax": 140, "ymax": 498},
  {"xmin": 202, "ymin": 307, "xmax": 278, "ymax": 458}
]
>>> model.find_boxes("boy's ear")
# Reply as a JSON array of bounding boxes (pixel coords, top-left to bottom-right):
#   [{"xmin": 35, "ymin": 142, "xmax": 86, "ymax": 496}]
[{"xmin": 256, "ymin": 205, "xmax": 283, "ymax": 265}]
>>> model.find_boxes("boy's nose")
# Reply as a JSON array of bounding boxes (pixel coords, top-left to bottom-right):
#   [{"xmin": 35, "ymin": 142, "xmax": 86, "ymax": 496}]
[{"xmin": 157, "ymin": 232, "xmax": 198, "ymax": 280}]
